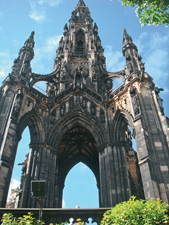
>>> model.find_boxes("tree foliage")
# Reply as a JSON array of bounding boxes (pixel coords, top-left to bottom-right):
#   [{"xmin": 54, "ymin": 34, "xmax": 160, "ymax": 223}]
[
  {"xmin": 120, "ymin": 0, "xmax": 169, "ymax": 26},
  {"xmin": 101, "ymin": 196, "xmax": 169, "ymax": 225},
  {"xmin": 1, "ymin": 212, "xmax": 44, "ymax": 225}
]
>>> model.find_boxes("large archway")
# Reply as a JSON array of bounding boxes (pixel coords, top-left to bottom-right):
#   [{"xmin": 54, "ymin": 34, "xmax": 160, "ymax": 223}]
[
  {"xmin": 55, "ymin": 125, "xmax": 100, "ymax": 208},
  {"xmin": 112, "ymin": 109, "xmax": 145, "ymax": 200}
]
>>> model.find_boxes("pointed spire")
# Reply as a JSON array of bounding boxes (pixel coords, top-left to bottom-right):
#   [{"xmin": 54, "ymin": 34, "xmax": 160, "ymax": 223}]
[
  {"xmin": 24, "ymin": 31, "xmax": 35, "ymax": 49},
  {"xmin": 122, "ymin": 29, "xmax": 145, "ymax": 77},
  {"xmin": 123, "ymin": 28, "xmax": 132, "ymax": 46},
  {"xmin": 77, "ymin": 0, "xmax": 86, "ymax": 7}
]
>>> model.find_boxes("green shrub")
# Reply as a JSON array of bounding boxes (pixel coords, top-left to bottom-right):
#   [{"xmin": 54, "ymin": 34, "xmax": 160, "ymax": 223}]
[
  {"xmin": 1, "ymin": 212, "xmax": 44, "ymax": 225},
  {"xmin": 101, "ymin": 196, "xmax": 169, "ymax": 225}
]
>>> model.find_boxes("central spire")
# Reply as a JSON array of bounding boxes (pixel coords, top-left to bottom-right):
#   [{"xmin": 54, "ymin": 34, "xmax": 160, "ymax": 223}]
[
  {"xmin": 69, "ymin": 0, "xmax": 93, "ymax": 26},
  {"xmin": 77, "ymin": 0, "xmax": 86, "ymax": 7}
]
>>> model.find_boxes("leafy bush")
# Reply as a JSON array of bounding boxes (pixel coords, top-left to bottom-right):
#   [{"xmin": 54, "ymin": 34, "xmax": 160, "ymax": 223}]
[
  {"xmin": 1, "ymin": 212, "xmax": 44, "ymax": 225},
  {"xmin": 120, "ymin": 0, "xmax": 169, "ymax": 26},
  {"xmin": 101, "ymin": 196, "xmax": 169, "ymax": 225}
]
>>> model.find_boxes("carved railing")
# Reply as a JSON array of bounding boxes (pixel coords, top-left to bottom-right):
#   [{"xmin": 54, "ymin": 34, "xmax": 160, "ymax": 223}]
[{"xmin": 0, "ymin": 208, "xmax": 110, "ymax": 224}]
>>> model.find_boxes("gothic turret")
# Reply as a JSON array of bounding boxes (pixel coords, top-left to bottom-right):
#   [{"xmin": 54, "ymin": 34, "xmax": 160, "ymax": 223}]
[
  {"xmin": 122, "ymin": 28, "xmax": 144, "ymax": 78},
  {"xmin": 50, "ymin": 0, "xmax": 111, "ymax": 98},
  {"xmin": 10, "ymin": 31, "xmax": 35, "ymax": 82}
]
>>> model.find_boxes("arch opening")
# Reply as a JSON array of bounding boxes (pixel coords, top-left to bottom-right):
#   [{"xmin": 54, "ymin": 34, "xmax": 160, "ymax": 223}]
[
  {"xmin": 33, "ymin": 81, "xmax": 47, "ymax": 94},
  {"xmin": 6, "ymin": 127, "xmax": 30, "ymax": 208},
  {"xmin": 112, "ymin": 78, "xmax": 124, "ymax": 91},
  {"xmin": 57, "ymin": 125, "xmax": 100, "ymax": 208},
  {"xmin": 118, "ymin": 116, "xmax": 144, "ymax": 199},
  {"xmin": 63, "ymin": 162, "xmax": 99, "ymax": 209}
]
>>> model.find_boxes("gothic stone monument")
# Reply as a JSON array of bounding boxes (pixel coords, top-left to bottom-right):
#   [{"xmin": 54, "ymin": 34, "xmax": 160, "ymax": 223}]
[{"xmin": 0, "ymin": 0, "xmax": 169, "ymax": 208}]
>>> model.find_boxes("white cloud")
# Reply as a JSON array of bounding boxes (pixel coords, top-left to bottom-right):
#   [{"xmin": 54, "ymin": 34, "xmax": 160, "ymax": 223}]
[
  {"xmin": 141, "ymin": 33, "xmax": 169, "ymax": 88},
  {"xmin": 29, "ymin": 1, "xmax": 46, "ymax": 23},
  {"xmin": 0, "ymin": 50, "xmax": 13, "ymax": 79},
  {"xmin": 38, "ymin": 0, "xmax": 64, "ymax": 7},
  {"xmin": 62, "ymin": 199, "xmax": 66, "ymax": 208},
  {"xmin": 105, "ymin": 45, "xmax": 125, "ymax": 72},
  {"xmin": 32, "ymin": 35, "xmax": 62, "ymax": 73},
  {"xmin": 103, "ymin": 32, "xmax": 169, "ymax": 92},
  {"xmin": 7, "ymin": 178, "xmax": 20, "ymax": 201},
  {"xmin": 134, "ymin": 32, "xmax": 147, "ymax": 53},
  {"xmin": 0, "ymin": 25, "xmax": 2, "ymax": 32},
  {"xmin": 0, "ymin": 51, "xmax": 10, "ymax": 58},
  {"xmin": 0, "ymin": 71, "xmax": 5, "ymax": 78},
  {"xmin": 44, "ymin": 35, "xmax": 62, "ymax": 55}
]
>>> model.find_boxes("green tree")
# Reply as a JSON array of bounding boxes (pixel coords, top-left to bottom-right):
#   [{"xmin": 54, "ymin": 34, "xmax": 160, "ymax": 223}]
[
  {"xmin": 101, "ymin": 196, "xmax": 169, "ymax": 225},
  {"xmin": 120, "ymin": 0, "xmax": 169, "ymax": 26}
]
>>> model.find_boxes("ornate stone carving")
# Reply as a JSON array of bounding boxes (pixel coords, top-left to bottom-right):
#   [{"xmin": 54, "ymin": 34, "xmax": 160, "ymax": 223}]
[
  {"xmin": 130, "ymin": 85, "xmax": 141, "ymax": 117},
  {"xmin": 155, "ymin": 87, "xmax": 164, "ymax": 115},
  {"xmin": 12, "ymin": 90, "xmax": 23, "ymax": 120}
]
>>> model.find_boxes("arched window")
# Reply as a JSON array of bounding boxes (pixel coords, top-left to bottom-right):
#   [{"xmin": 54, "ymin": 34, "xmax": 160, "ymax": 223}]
[{"xmin": 75, "ymin": 29, "xmax": 85, "ymax": 55}]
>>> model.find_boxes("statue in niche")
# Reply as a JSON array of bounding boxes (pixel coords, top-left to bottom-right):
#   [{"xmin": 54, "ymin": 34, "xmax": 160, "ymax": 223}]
[
  {"xmin": 133, "ymin": 94, "xmax": 140, "ymax": 116},
  {"xmin": 50, "ymin": 110, "xmax": 56, "ymax": 124},
  {"xmin": 60, "ymin": 105, "xmax": 65, "ymax": 116},
  {"xmin": 91, "ymin": 61, "xmax": 97, "ymax": 80},
  {"xmin": 60, "ymin": 61, "xmax": 67, "ymax": 81},
  {"xmin": 74, "ymin": 67, "xmax": 83, "ymax": 87},
  {"xmin": 12, "ymin": 90, "xmax": 23, "ymax": 119},
  {"xmin": 82, "ymin": 98, "xmax": 87, "ymax": 109},
  {"xmin": 155, "ymin": 87, "xmax": 164, "ymax": 114},
  {"xmin": 100, "ymin": 110, "xmax": 105, "ymax": 123},
  {"xmin": 91, "ymin": 103, "xmax": 95, "ymax": 115},
  {"xmin": 69, "ymin": 97, "xmax": 74, "ymax": 110},
  {"xmin": 130, "ymin": 85, "xmax": 140, "ymax": 116},
  {"xmin": 139, "ymin": 61, "xmax": 145, "ymax": 80}
]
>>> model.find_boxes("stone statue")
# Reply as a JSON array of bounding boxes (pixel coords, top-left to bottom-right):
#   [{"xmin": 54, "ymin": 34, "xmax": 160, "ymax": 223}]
[{"xmin": 155, "ymin": 87, "xmax": 164, "ymax": 114}]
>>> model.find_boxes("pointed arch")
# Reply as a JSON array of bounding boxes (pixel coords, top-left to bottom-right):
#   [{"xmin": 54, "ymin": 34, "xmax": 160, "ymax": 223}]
[
  {"xmin": 47, "ymin": 110, "xmax": 108, "ymax": 149},
  {"xmin": 17, "ymin": 110, "xmax": 45, "ymax": 144},
  {"xmin": 58, "ymin": 125, "xmax": 99, "ymax": 189},
  {"xmin": 75, "ymin": 28, "xmax": 85, "ymax": 54},
  {"xmin": 111, "ymin": 108, "xmax": 135, "ymax": 141}
]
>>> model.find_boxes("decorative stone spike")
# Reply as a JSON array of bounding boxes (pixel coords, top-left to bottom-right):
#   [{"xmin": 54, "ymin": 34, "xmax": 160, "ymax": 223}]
[{"xmin": 77, "ymin": 0, "xmax": 86, "ymax": 7}]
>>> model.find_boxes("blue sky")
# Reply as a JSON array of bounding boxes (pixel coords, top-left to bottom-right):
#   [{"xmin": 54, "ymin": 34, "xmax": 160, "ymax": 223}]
[{"xmin": 0, "ymin": 0, "xmax": 169, "ymax": 210}]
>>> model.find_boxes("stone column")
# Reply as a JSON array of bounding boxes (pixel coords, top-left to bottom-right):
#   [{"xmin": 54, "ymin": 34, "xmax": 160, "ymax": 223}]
[
  {"xmin": 21, "ymin": 144, "xmax": 57, "ymax": 208},
  {"xmin": 99, "ymin": 144, "xmax": 131, "ymax": 207},
  {"xmin": 0, "ymin": 88, "xmax": 21, "ymax": 207},
  {"xmin": 133, "ymin": 86, "xmax": 169, "ymax": 203}
]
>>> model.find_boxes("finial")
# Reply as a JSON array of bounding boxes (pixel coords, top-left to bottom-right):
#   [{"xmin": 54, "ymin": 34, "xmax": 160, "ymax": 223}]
[
  {"xmin": 77, "ymin": 0, "xmax": 86, "ymax": 7},
  {"xmin": 24, "ymin": 31, "xmax": 35, "ymax": 48},
  {"xmin": 122, "ymin": 28, "xmax": 132, "ymax": 45}
]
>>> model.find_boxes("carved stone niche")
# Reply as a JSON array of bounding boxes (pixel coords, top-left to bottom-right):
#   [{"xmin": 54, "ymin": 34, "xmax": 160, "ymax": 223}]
[
  {"xmin": 60, "ymin": 103, "xmax": 65, "ymax": 117},
  {"xmin": 12, "ymin": 90, "xmax": 23, "ymax": 120},
  {"xmin": 50, "ymin": 109, "xmax": 56, "ymax": 125},
  {"xmin": 100, "ymin": 108, "xmax": 105, "ymax": 123},
  {"xmin": 129, "ymin": 85, "xmax": 141, "ymax": 117},
  {"xmin": 91, "ymin": 102, "xmax": 96, "ymax": 116}
]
